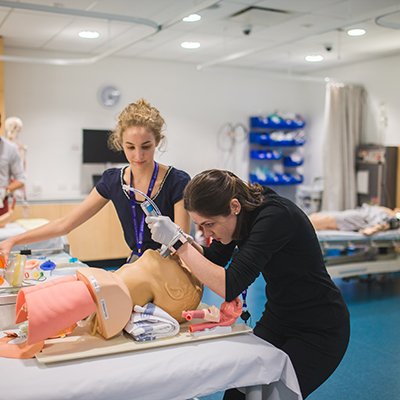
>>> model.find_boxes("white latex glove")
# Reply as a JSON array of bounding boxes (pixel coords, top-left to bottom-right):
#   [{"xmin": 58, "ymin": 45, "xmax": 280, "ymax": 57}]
[{"xmin": 145, "ymin": 216, "xmax": 181, "ymax": 247}]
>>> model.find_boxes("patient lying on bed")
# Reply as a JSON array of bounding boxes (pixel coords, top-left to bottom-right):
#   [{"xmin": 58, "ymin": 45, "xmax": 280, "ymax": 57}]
[{"xmin": 309, "ymin": 204, "xmax": 400, "ymax": 235}]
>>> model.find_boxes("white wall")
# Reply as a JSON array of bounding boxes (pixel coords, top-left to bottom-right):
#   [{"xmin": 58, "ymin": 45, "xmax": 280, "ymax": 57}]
[
  {"xmin": 5, "ymin": 53, "xmax": 326, "ymax": 200},
  {"xmin": 322, "ymin": 53, "xmax": 400, "ymax": 146}
]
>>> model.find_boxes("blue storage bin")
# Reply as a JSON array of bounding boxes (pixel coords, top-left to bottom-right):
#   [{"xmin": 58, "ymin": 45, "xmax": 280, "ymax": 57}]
[
  {"xmin": 250, "ymin": 115, "xmax": 306, "ymax": 130},
  {"xmin": 250, "ymin": 150, "xmax": 282, "ymax": 160},
  {"xmin": 249, "ymin": 173, "xmax": 304, "ymax": 186},
  {"xmin": 293, "ymin": 174, "xmax": 304, "ymax": 184},
  {"xmin": 269, "ymin": 138, "xmax": 305, "ymax": 147},
  {"xmin": 283, "ymin": 156, "xmax": 304, "ymax": 167},
  {"xmin": 250, "ymin": 132, "xmax": 305, "ymax": 147},
  {"xmin": 249, "ymin": 132, "xmax": 270, "ymax": 145}
]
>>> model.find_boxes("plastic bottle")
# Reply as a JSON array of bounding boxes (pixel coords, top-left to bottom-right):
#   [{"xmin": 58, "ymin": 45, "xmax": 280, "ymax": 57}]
[{"xmin": 5, "ymin": 254, "xmax": 27, "ymax": 286}]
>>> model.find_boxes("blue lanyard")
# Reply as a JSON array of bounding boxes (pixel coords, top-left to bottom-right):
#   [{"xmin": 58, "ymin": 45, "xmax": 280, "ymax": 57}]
[
  {"xmin": 129, "ymin": 162, "xmax": 159, "ymax": 257},
  {"xmin": 226, "ymin": 247, "xmax": 250, "ymax": 323}
]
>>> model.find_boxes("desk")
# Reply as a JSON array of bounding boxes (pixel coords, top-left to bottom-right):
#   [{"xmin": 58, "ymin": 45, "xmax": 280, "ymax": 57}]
[{"xmin": 1, "ymin": 333, "xmax": 301, "ymax": 400}]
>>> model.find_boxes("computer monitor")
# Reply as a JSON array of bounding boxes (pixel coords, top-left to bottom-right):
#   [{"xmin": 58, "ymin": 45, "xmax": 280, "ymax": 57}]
[{"xmin": 82, "ymin": 129, "xmax": 126, "ymax": 164}]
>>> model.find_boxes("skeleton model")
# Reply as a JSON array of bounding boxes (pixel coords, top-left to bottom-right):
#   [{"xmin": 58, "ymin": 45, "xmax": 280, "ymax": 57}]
[
  {"xmin": 5, "ymin": 117, "xmax": 26, "ymax": 169},
  {"xmin": 4, "ymin": 117, "xmax": 28, "ymax": 215}
]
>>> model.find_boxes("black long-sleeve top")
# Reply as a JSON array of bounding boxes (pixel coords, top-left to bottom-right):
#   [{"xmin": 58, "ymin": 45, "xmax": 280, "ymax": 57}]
[{"xmin": 203, "ymin": 188, "xmax": 348, "ymax": 330}]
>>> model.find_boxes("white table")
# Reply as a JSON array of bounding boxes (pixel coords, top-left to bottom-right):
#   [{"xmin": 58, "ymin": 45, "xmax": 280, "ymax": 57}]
[{"xmin": 1, "ymin": 333, "xmax": 302, "ymax": 400}]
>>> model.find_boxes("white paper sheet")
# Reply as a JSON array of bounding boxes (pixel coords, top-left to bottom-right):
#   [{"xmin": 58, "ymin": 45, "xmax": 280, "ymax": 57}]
[{"xmin": 1, "ymin": 333, "xmax": 302, "ymax": 400}]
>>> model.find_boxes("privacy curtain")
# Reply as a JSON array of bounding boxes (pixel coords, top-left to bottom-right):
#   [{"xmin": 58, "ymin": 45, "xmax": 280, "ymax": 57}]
[{"xmin": 321, "ymin": 83, "xmax": 366, "ymax": 211}]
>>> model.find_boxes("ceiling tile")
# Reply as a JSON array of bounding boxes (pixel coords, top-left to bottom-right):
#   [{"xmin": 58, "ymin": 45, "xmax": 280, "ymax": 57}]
[{"xmin": 0, "ymin": 0, "xmax": 400, "ymax": 73}]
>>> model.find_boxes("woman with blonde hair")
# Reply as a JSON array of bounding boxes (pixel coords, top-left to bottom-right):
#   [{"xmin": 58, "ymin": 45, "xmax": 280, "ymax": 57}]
[{"xmin": 0, "ymin": 99, "xmax": 191, "ymax": 262}]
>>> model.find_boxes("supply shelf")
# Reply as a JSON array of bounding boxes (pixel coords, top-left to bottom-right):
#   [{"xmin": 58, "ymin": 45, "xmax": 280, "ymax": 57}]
[{"xmin": 249, "ymin": 113, "xmax": 306, "ymax": 189}]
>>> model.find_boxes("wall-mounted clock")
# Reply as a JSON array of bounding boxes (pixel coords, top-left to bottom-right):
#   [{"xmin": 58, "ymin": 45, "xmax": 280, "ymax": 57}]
[{"xmin": 98, "ymin": 85, "xmax": 121, "ymax": 108}]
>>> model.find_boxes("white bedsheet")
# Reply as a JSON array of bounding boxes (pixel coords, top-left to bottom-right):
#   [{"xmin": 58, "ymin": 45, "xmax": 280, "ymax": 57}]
[
  {"xmin": 1, "ymin": 333, "xmax": 302, "ymax": 400},
  {"xmin": 0, "ymin": 222, "xmax": 67, "ymax": 251}
]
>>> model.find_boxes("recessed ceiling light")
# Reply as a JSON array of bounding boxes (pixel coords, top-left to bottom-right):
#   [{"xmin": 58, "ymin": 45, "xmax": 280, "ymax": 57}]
[
  {"xmin": 181, "ymin": 41, "xmax": 201, "ymax": 49},
  {"xmin": 347, "ymin": 28, "xmax": 366, "ymax": 37},
  {"xmin": 182, "ymin": 14, "xmax": 201, "ymax": 22},
  {"xmin": 305, "ymin": 55, "xmax": 324, "ymax": 62},
  {"xmin": 78, "ymin": 30, "xmax": 100, "ymax": 39}
]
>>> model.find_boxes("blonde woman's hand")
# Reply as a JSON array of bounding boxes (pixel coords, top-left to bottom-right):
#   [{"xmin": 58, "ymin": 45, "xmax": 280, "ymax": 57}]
[{"xmin": 0, "ymin": 239, "xmax": 15, "ymax": 263}]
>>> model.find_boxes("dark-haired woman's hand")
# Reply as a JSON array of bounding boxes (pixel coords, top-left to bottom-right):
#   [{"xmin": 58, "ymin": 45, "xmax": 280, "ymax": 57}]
[{"xmin": 145, "ymin": 216, "xmax": 181, "ymax": 247}]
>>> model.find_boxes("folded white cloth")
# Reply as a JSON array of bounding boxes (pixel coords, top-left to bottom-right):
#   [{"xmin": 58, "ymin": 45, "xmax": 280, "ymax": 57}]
[{"xmin": 124, "ymin": 303, "xmax": 180, "ymax": 342}]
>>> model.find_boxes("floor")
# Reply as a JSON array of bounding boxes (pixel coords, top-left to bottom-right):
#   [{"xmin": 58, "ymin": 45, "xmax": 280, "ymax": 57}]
[{"xmin": 197, "ymin": 271, "xmax": 400, "ymax": 400}]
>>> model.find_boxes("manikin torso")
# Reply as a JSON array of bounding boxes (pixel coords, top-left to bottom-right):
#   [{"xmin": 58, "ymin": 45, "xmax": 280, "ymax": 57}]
[{"xmin": 5, "ymin": 249, "xmax": 204, "ymax": 355}]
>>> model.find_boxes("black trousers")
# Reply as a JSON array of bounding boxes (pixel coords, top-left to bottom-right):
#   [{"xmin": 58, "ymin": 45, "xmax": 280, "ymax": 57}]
[{"xmin": 223, "ymin": 317, "xmax": 350, "ymax": 400}]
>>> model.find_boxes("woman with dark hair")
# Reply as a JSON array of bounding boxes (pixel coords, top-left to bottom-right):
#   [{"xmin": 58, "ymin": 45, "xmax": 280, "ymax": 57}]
[{"xmin": 146, "ymin": 169, "xmax": 350, "ymax": 399}]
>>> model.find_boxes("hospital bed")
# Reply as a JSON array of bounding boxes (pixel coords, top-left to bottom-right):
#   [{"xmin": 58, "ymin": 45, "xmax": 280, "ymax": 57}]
[{"xmin": 317, "ymin": 229, "xmax": 400, "ymax": 279}]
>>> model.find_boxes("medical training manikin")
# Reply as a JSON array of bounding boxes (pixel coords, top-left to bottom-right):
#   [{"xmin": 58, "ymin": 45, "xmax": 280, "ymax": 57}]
[{"xmin": 1, "ymin": 250, "xmax": 203, "ymax": 358}]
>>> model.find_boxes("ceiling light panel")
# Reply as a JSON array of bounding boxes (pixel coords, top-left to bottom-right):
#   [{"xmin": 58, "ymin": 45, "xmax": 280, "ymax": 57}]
[
  {"xmin": 182, "ymin": 14, "xmax": 201, "ymax": 22},
  {"xmin": 78, "ymin": 31, "xmax": 100, "ymax": 39},
  {"xmin": 305, "ymin": 54, "xmax": 324, "ymax": 62},
  {"xmin": 181, "ymin": 41, "xmax": 200, "ymax": 49},
  {"xmin": 43, "ymin": 18, "xmax": 137, "ymax": 52},
  {"xmin": 126, "ymin": 32, "xmax": 220, "ymax": 60},
  {"xmin": 347, "ymin": 28, "xmax": 366, "ymax": 36}
]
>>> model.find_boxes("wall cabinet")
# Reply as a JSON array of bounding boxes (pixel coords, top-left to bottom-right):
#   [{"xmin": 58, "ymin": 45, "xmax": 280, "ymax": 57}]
[{"xmin": 13, "ymin": 202, "xmax": 130, "ymax": 261}]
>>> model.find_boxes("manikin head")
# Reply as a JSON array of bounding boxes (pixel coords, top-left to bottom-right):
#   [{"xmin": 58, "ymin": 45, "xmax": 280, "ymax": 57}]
[{"xmin": 4, "ymin": 117, "xmax": 23, "ymax": 142}]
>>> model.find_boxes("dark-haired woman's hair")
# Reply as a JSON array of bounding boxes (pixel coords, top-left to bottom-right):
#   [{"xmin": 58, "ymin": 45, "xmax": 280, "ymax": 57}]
[{"xmin": 184, "ymin": 169, "xmax": 265, "ymax": 240}]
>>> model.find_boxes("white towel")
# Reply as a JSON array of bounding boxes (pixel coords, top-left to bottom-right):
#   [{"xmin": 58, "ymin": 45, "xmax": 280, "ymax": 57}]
[{"xmin": 124, "ymin": 303, "xmax": 180, "ymax": 342}]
